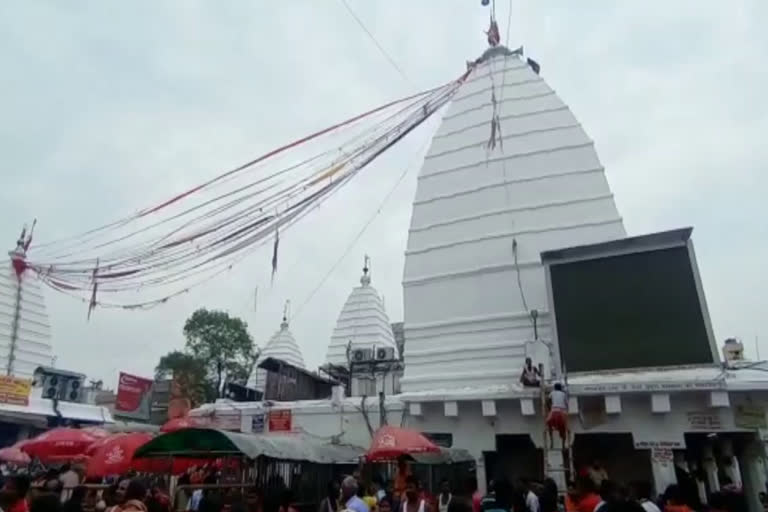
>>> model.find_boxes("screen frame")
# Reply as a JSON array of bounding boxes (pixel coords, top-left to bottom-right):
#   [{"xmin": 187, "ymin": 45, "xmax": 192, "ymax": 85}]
[{"xmin": 541, "ymin": 227, "xmax": 720, "ymax": 377}]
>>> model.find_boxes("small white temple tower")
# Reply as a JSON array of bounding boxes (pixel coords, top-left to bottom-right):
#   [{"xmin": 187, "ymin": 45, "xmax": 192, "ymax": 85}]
[
  {"xmin": 249, "ymin": 300, "xmax": 305, "ymax": 391},
  {"xmin": 324, "ymin": 256, "xmax": 399, "ymax": 367},
  {"xmin": 1, "ymin": 228, "xmax": 55, "ymax": 378}
]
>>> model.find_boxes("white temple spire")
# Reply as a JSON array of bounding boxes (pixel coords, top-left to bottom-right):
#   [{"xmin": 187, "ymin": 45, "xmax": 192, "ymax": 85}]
[
  {"xmin": 400, "ymin": 45, "xmax": 625, "ymax": 392},
  {"xmin": 324, "ymin": 256, "xmax": 398, "ymax": 366},
  {"xmin": 248, "ymin": 299, "xmax": 305, "ymax": 391},
  {"xmin": 2, "ymin": 229, "xmax": 55, "ymax": 378}
]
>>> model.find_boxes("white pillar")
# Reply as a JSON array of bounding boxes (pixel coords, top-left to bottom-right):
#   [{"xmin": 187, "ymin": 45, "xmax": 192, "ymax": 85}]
[
  {"xmin": 702, "ymin": 443, "xmax": 720, "ymax": 493},
  {"xmin": 719, "ymin": 438, "xmax": 743, "ymax": 487},
  {"xmin": 737, "ymin": 436, "xmax": 766, "ymax": 512},
  {"xmin": 476, "ymin": 454, "xmax": 487, "ymax": 496},
  {"xmin": 649, "ymin": 448, "xmax": 678, "ymax": 497}
]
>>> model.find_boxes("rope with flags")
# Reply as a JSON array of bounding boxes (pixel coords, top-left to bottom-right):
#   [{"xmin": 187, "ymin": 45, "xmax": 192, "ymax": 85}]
[{"xmin": 15, "ymin": 72, "xmax": 472, "ymax": 316}]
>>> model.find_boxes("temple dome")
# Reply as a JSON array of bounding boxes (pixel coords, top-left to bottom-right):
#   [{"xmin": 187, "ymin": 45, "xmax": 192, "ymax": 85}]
[
  {"xmin": 325, "ymin": 260, "xmax": 398, "ymax": 366},
  {"xmin": 249, "ymin": 311, "xmax": 305, "ymax": 391},
  {"xmin": 1, "ymin": 248, "xmax": 55, "ymax": 379},
  {"xmin": 401, "ymin": 48, "xmax": 626, "ymax": 392}
]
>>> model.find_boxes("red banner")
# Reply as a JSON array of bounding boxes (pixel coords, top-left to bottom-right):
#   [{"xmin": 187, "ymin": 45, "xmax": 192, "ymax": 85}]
[
  {"xmin": 115, "ymin": 372, "xmax": 154, "ymax": 420},
  {"xmin": 268, "ymin": 410, "xmax": 292, "ymax": 432}
]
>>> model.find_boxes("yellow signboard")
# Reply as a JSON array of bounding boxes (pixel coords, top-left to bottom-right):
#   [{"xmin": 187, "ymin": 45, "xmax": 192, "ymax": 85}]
[{"xmin": 0, "ymin": 376, "xmax": 32, "ymax": 406}]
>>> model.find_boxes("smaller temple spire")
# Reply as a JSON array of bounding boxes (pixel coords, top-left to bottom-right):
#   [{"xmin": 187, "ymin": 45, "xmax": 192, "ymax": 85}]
[{"xmin": 361, "ymin": 254, "xmax": 371, "ymax": 286}]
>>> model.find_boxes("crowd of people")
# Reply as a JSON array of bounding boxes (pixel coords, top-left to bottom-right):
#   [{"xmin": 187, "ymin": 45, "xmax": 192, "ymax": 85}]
[
  {"xmin": 472, "ymin": 465, "xmax": 754, "ymax": 512},
  {"xmin": 0, "ymin": 466, "xmax": 173, "ymax": 512},
  {"xmin": 0, "ymin": 459, "xmax": 761, "ymax": 512}
]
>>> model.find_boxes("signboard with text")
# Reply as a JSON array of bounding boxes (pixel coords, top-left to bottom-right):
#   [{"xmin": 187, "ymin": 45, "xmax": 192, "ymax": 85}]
[
  {"xmin": 575, "ymin": 380, "xmax": 726, "ymax": 395},
  {"xmin": 115, "ymin": 372, "xmax": 154, "ymax": 420},
  {"xmin": 687, "ymin": 411, "xmax": 722, "ymax": 431},
  {"xmin": 735, "ymin": 404, "xmax": 767, "ymax": 430},
  {"xmin": 651, "ymin": 447, "xmax": 674, "ymax": 468},
  {"xmin": 0, "ymin": 376, "xmax": 32, "ymax": 406},
  {"xmin": 268, "ymin": 410, "xmax": 292, "ymax": 432},
  {"xmin": 634, "ymin": 440, "xmax": 686, "ymax": 449},
  {"xmin": 252, "ymin": 413, "xmax": 265, "ymax": 433}
]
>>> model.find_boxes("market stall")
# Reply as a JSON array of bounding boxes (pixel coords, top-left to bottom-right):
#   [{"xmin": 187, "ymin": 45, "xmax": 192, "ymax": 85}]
[
  {"xmin": 134, "ymin": 428, "xmax": 365, "ymax": 510},
  {"xmin": 364, "ymin": 426, "xmax": 476, "ymax": 496}
]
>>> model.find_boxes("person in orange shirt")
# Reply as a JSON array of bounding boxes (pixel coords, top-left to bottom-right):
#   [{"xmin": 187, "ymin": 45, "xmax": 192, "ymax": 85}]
[
  {"xmin": 574, "ymin": 476, "xmax": 601, "ymax": 512},
  {"xmin": 564, "ymin": 481, "xmax": 579, "ymax": 512}
]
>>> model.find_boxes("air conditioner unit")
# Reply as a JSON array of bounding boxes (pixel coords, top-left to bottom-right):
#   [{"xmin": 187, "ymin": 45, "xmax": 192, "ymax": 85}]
[
  {"xmin": 64, "ymin": 379, "xmax": 82, "ymax": 402},
  {"xmin": 352, "ymin": 348, "xmax": 373, "ymax": 362},
  {"xmin": 376, "ymin": 347, "xmax": 395, "ymax": 360},
  {"xmin": 34, "ymin": 367, "xmax": 85, "ymax": 403},
  {"xmin": 43, "ymin": 375, "xmax": 60, "ymax": 399}
]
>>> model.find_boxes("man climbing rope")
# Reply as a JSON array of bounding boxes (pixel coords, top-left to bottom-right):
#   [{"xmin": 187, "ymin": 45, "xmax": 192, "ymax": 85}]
[{"xmin": 546, "ymin": 382, "xmax": 569, "ymax": 449}]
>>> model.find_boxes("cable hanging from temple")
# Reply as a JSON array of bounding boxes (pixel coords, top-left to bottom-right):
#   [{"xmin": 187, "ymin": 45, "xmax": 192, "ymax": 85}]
[{"xmin": 13, "ymin": 71, "xmax": 473, "ymax": 316}]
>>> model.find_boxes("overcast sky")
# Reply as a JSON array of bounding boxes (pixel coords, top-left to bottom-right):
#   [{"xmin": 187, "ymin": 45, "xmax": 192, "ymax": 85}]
[{"xmin": 2, "ymin": 1, "xmax": 766, "ymax": 387}]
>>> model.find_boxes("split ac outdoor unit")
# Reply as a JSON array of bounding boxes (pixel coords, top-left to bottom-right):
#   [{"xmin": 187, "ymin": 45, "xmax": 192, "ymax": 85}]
[
  {"xmin": 34, "ymin": 367, "xmax": 86, "ymax": 403},
  {"xmin": 376, "ymin": 347, "xmax": 395, "ymax": 360},
  {"xmin": 352, "ymin": 348, "xmax": 373, "ymax": 362}
]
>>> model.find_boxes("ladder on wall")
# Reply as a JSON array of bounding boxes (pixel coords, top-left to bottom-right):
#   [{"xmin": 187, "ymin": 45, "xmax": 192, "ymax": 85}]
[{"xmin": 539, "ymin": 363, "xmax": 575, "ymax": 488}]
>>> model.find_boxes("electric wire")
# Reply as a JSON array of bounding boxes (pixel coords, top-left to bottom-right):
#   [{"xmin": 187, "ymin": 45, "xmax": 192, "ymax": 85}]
[
  {"xmin": 292, "ymin": 121, "xmax": 436, "ymax": 320},
  {"xmin": 339, "ymin": 0, "xmax": 415, "ymax": 90}
]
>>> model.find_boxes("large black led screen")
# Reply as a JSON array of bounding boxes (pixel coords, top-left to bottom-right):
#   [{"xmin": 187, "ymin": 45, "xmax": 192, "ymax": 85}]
[{"xmin": 550, "ymin": 246, "xmax": 714, "ymax": 372}]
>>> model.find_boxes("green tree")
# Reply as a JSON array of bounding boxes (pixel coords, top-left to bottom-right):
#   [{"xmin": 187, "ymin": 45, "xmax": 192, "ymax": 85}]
[
  {"xmin": 182, "ymin": 308, "xmax": 258, "ymax": 397},
  {"xmin": 155, "ymin": 350, "xmax": 214, "ymax": 404}
]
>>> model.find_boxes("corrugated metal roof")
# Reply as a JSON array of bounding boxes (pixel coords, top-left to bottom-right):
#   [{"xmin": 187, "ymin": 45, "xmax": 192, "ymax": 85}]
[{"xmin": 134, "ymin": 428, "xmax": 364, "ymax": 463}]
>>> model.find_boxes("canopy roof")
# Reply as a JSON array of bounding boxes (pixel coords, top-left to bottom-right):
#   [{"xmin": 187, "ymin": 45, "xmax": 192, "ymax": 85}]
[
  {"xmin": 409, "ymin": 448, "xmax": 474, "ymax": 464},
  {"xmin": 134, "ymin": 428, "xmax": 364, "ymax": 463}
]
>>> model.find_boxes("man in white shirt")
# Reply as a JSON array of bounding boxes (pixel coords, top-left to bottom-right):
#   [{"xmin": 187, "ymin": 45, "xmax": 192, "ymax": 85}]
[
  {"xmin": 546, "ymin": 383, "xmax": 568, "ymax": 449},
  {"xmin": 59, "ymin": 465, "xmax": 80, "ymax": 503},
  {"xmin": 631, "ymin": 481, "xmax": 661, "ymax": 512},
  {"xmin": 525, "ymin": 487, "xmax": 540, "ymax": 512}
]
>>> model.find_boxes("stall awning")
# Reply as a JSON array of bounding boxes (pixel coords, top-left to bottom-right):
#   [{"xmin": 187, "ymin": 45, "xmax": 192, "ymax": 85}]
[
  {"xmin": 410, "ymin": 448, "xmax": 475, "ymax": 464},
  {"xmin": 134, "ymin": 428, "xmax": 364, "ymax": 463}
]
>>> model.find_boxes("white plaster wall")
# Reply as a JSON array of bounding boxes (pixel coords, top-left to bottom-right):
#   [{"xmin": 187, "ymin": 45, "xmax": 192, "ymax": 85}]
[
  {"xmin": 0, "ymin": 263, "xmax": 54, "ymax": 378},
  {"xmin": 195, "ymin": 390, "xmax": 768, "ymax": 480},
  {"xmin": 200, "ymin": 398, "xmax": 406, "ymax": 449}
]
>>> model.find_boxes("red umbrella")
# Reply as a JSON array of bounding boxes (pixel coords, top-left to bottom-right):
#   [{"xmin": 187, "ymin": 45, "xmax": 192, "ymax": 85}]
[
  {"xmin": 160, "ymin": 417, "xmax": 204, "ymax": 432},
  {"xmin": 86, "ymin": 433, "xmax": 126, "ymax": 456},
  {"xmin": 0, "ymin": 446, "xmax": 31, "ymax": 465},
  {"xmin": 366, "ymin": 425, "xmax": 440, "ymax": 461},
  {"xmin": 81, "ymin": 426, "xmax": 110, "ymax": 439},
  {"xmin": 86, "ymin": 432, "xmax": 153, "ymax": 478},
  {"xmin": 21, "ymin": 428, "xmax": 98, "ymax": 462}
]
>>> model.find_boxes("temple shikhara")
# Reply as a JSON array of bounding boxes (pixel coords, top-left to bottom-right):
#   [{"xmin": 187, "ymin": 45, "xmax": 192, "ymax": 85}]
[
  {"xmin": 2, "ymin": 8, "xmax": 767, "ymax": 512},
  {"xmin": 192, "ymin": 42, "xmax": 768, "ymax": 511}
]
